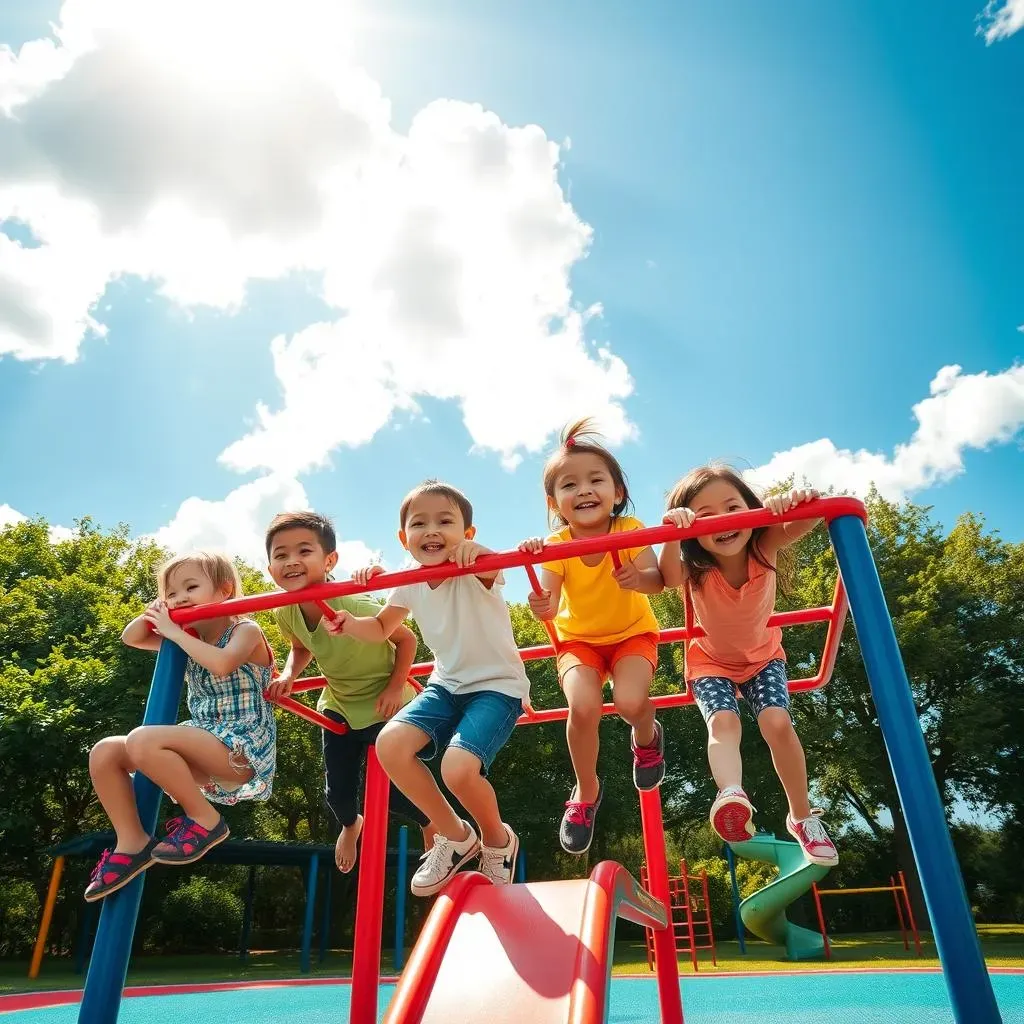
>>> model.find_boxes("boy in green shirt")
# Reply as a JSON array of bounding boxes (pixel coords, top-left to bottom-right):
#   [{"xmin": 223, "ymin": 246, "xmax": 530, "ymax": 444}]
[{"xmin": 265, "ymin": 511, "xmax": 432, "ymax": 872}]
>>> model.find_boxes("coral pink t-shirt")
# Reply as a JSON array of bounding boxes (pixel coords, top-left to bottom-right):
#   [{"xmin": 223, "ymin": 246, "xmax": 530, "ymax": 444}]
[{"xmin": 685, "ymin": 555, "xmax": 785, "ymax": 684}]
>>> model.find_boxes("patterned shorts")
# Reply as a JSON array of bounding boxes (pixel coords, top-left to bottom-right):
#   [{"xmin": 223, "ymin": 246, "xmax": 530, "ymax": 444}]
[{"xmin": 690, "ymin": 659, "xmax": 791, "ymax": 724}]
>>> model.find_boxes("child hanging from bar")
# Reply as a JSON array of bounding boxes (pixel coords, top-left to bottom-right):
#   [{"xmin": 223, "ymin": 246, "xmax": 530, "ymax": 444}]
[
  {"xmin": 659, "ymin": 465, "xmax": 838, "ymax": 866},
  {"xmin": 86, "ymin": 551, "xmax": 277, "ymax": 901},
  {"xmin": 264, "ymin": 511, "xmax": 435, "ymax": 873},
  {"xmin": 519, "ymin": 418, "xmax": 667, "ymax": 856}
]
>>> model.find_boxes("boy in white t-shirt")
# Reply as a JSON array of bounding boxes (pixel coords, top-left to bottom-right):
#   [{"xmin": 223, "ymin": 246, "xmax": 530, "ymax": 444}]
[{"xmin": 327, "ymin": 480, "xmax": 531, "ymax": 897}]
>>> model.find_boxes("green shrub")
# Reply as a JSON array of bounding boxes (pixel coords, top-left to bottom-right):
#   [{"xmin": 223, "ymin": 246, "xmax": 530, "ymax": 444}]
[
  {"xmin": 150, "ymin": 876, "xmax": 242, "ymax": 954},
  {"xmin": 0, "ymin": 879, "xmax": 40, "ymax": 957}
]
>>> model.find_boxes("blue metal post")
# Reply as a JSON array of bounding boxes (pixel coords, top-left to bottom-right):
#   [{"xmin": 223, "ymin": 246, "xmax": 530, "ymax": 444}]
[
  {"xmin": 828, "ymin": 515, "xmax": 1001, "ymax": 1023},
  {"xmin": 78, "ymin": 640, "xmax": 187, "ymax": 1024},
  {"xmin": 239, "ymin": 866, "xmax": 256, "ymax": 963},
  {"xmin": 723, "ymin": 844, "xmax": 746, "ymax": 954},
  {"xmin": 515, "ymin": 848, "xmax": 527, "ymax": 883},
  {"xmin": 394, "ymin": 825, "xmax": 409, "ymax": 972},
  {"xmin": 74, "ymin": 902, "xmax": 98, "ymax": 975},
  {"xmin": 319, "ymin": 866, "xmax": 332, "ymax": 964},
  {"xmin": 300, "ymin": 853, "xmax": 319, "ymax": 974}
]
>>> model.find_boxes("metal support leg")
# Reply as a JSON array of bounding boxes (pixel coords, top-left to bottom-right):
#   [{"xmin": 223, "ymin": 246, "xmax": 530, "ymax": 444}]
[{"xmin": 828, "ymin": 515, "xmax": 1001, "ymax": 1023}]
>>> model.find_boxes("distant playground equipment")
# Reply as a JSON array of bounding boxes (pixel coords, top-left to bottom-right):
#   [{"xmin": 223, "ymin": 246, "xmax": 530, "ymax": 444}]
[
  {"xmin": 812, "ymin": 871, "xmax": 922, "ymax": 961},
  {"xmin": 69, "ymin": 499, "xmax": 1001, "ymax": 1024},
  {"xmin": 640, "ymin": 862, "xmax": 717, "ymax": 972},
  {"xmin": 728, "ymin": 833, "xmax": 831, "ymax": 961}
]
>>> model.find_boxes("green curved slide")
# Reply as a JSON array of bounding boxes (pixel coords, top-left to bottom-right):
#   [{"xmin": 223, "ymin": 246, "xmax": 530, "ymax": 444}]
[{"xmin": 729, "ymin": 834, "xmax": 832, "ymax": 960}]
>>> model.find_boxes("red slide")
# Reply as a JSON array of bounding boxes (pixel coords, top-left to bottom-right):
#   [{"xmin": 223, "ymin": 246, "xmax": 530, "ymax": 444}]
[{"xmin": 383, "ymin": 861, "xmax": 668, "ymax": 1024}]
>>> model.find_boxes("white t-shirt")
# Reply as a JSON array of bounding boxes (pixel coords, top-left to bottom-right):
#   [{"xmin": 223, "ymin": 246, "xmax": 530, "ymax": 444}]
[{"xmin": 387, "ymin": 572, "xmax": 530, "ymax": 702}]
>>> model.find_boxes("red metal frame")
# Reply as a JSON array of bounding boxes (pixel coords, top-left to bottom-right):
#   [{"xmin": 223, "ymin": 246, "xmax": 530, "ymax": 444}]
[
  {"xmin": 164, "ymin": 497, "xmax": 863, "ymax": 1024},
  {"xmin": 642, "ymin": 860, "xmax": 717, "ymax": 973},
  {"xmin": 812, "ymin": 871, "xmax": 922, "ymax": 961}
]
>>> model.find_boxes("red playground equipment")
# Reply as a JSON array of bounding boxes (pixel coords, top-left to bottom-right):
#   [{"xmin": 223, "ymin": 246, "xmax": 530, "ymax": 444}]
[
  {"xmin": 77, "ymin": 497, "xmax": 1003, "ymax": 1024},
  {"xmin": 811, "ymin": 871, "xmax": 923, "ymax": 961},
  {"xmin": 641, "ymin": 862, "xmax": 717, "ymax": 972}
]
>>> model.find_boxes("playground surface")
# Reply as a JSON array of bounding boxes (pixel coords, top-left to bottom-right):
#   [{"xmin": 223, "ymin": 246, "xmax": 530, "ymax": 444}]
[{"xmin": 3, "ymin": 970, "xmax": 1023, "ymax": 1022}]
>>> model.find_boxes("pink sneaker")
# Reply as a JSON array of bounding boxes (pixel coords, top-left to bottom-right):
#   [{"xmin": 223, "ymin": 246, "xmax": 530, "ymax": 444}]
[
  {"xmin": 710, "ymin": 785, "xmax": 756, "ymax": 843},
  {"xmin": 786, "ymin": 810, "xmax": 839, "ymax": 867}
]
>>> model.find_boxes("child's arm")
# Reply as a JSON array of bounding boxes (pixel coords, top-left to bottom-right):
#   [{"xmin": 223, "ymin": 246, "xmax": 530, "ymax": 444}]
[
  {"xmin": 518, "ymin": 538, "xmax": 563, "ymax": 619},
  {"xmin": 377, "ymin": 623, "xmax": 417, "ymax": 719},
  {"xmin": 658, "ymin": 507, "xmax": 696, "ymax": 589},
  {"xmin": 761, "ymin": 488, "xmax": 822, "ymax": 553},
  {"xmin": 324, "ymin": 594, "xmax": 410, "ymax": 643},
  {"xmin": 612, "ymin": 545, "xmax": 664, "ymax": 594},
  {"xmin": 266, "ymin": 633, "xmax": 314, "ymax": 700},
  {"xmin": 122, "ymin": 602, "xmax": 163, "ymax": 651},
  {"xmin": 142, "ymin": 602, "xmax": 267, "ymax": 677}
]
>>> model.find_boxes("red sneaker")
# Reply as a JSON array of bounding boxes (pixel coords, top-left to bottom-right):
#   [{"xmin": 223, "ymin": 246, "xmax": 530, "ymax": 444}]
[
  {"xmin": 786, "ymin": 810, "xmax": 839, "ymax": 867},
  {"xmin": 710, "ymin": 786, "xmax": 756, "ymax": 843}
]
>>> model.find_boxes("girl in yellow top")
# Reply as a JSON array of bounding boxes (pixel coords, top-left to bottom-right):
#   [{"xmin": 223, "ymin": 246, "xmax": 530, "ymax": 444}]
[{"xmin": 521, "ymin": 419, "xmax": 666, "ymax": 855}]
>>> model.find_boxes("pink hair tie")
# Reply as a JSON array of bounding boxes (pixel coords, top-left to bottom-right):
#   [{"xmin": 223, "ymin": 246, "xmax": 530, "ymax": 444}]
[{"xmin": 565, "ymin": 436, "xmax": 577, "ymax": 448}]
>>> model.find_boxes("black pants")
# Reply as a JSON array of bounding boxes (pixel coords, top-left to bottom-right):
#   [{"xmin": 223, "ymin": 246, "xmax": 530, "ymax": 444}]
[{"xmin": 322, "ymin": 709, "xmax": 429, "ymax": 829}]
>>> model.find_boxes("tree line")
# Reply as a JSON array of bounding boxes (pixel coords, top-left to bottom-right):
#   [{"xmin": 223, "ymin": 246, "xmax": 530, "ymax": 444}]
[{"xmin": 1, "ymin": 491, "xmax": 1021, "ymax": 960}]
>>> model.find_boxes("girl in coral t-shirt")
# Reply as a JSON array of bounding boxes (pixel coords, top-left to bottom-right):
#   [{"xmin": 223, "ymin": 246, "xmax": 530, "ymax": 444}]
[{"xmin": 659, "ymin": 465, "xmax": 838, "ymax": 867}]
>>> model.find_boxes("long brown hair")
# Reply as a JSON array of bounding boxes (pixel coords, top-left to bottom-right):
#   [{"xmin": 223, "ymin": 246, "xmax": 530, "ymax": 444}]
[
  {"xmin": 665, "ymin": 464, "xmax": 780, "ymax": 589},
  {"xmin": 542, "ymin": 418, "xmax": 632, "ymax": 529}
]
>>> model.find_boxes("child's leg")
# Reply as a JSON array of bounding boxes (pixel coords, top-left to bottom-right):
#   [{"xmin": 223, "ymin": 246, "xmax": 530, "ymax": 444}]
[
  {"xmin": 375, "ymin": 697, "xmax": 466, "ymax": 842},
  {"xmin": 440, "ymin": 691, "xmax": 522, "ymax": 849},
  {"xmin": 322, "ymin": 712, "xmax": 367, "ymax": 874},
  {"xmin": 707, "ymin": 710, "xmax": 743, "ymax": 790},
  {"xmin": 757, "ymin": 709, "xmax": 811, "ymax": 821},
  {"xmin": 561, "ymin": 666, "xmax": 604, "ymax": 804},
  {"xmin": 610, "ymin": 655, "xmax": 656, "ymax": 746},
  {"xmin": 89, "ymin": 736, "xmax": 150, "ymax": 854},
  {"xmin": 124, "ymin": 725, "xmax": 250, "ymax": 828}
]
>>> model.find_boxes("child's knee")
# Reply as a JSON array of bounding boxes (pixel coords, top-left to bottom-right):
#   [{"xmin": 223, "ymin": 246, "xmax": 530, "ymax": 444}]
[
  {"xmin": 375, "ymin": 723, "xmax": 416, "ymax": 771},
  {"xmin": 89, "ymin": 735, "xmax": 128, "ymax": 772},
  {"xmin": 124, "ymin": 727, "xmax": 157, "ymax": 765},
  {"xmin": 440, "ymin": 748, "xmax": 482, "ymax": 794},
  {"xmin": 758, "ymin": 708, "xmax": 794, "ymax": 744},
  {"xmin": 707, "ymin": 710, "xmax": 741, "ymax": 742},
  {"xmin": 612, "ymin": 689, "xmax": 649, "ymax": 724}
]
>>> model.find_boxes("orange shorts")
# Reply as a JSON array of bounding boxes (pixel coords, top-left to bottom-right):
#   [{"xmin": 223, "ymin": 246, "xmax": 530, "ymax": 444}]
[{"xmin": 555, "ymin": 632, "xmax": 659, "ymax": 684}]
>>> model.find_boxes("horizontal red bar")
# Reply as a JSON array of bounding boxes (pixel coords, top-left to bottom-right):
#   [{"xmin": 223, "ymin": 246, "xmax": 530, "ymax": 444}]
[{"xmin": 170, "ymin": 497, "xmax": 866, "ymax": 626}]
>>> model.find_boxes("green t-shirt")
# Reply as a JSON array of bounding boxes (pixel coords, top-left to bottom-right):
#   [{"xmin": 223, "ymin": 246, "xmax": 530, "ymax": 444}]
[{"xmin": 273, "ymin": 595, "xmax": 416, "ymax": 731}]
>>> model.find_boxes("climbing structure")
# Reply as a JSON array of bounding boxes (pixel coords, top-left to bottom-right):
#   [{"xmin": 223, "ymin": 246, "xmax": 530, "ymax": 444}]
[{"xmin": 77, "ymin": 498, "xmax": 1000, "ymax": 1024}]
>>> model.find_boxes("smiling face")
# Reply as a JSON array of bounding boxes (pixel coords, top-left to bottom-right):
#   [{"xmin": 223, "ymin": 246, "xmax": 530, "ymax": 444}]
[
  {"xmin": 267, "ymin": 527, "xmax": 338, "ymax": 592},
  {"xmin": 162, "ymin": 562, "xmax": 231, "ymax": 609},
  {"xmin": 689, "ymin": 479, "xmax": 753, "ymax": 557},
  {"xmin": 400, "ymin": 492, "xmax": 474, "ymax": 566},
  {"xmin": 548, "ymin": 451, "xmax": 624, "ymax": 533}
]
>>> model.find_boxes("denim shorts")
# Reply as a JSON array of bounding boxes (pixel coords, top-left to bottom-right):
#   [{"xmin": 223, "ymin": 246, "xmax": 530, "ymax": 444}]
[
  {"xmin": 390, "ymin": 684, "xmax": 522, "ymax": 774},
  {"xmin": 691, "ymin": 659, "xmax": 791, "ymax": 724}
]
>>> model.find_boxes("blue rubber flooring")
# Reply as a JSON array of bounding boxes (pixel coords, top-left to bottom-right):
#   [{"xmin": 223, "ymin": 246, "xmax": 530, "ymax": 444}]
[{"xmin": 8, "ymin": 972, "xmax": 1023, "ymax": 1022}]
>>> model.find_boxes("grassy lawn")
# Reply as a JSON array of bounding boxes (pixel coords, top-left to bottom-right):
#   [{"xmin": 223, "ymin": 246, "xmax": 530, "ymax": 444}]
[{"xmin": 3, "ymin": 925, "xmax": 1020, "ymax": 996}]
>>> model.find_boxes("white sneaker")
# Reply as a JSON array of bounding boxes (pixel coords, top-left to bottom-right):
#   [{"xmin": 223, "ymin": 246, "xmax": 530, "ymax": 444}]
[
  {"xmin": 478, "ymin": 825, "xmax": 519, "ymax": 887},
  {"xmin": 411, "ymin": 820, "xmax": 480, "ymax": 897}
]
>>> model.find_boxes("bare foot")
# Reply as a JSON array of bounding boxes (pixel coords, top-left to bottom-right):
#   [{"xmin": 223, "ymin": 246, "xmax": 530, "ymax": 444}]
[{"xmin": 335, "ymin": 814, "xmax": 364, "ymax": 873}]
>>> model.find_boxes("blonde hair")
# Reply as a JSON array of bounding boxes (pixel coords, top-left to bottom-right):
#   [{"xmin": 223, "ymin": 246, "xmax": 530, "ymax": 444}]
[{"xmin": 157, "ymin": 551, "xmax": 242, "ymax": 603}]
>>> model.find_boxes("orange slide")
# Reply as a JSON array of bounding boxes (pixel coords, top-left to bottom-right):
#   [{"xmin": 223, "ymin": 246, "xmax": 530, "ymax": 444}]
[{"xmin": 383, "ymin": 861, "xmax": 668, "ymax": 1024}]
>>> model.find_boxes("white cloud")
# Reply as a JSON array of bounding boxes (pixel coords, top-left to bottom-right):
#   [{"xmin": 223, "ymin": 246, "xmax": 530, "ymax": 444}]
[
  {"xmin": 149, "ymin": 474, "xmax": 376, "ymax": 574},
  {"xmin": 977, "ymin": 0, "xmax": 1024, "ymax": 42},
  {"xmin": 0, "ymin": 502, "xmax": 75, "ymax": 542},
  {"xmin": 748, "ymin": 363, "xmax": 1024, "ymax": 500},
  {"xmin": 1, "ymin": 0, "xmax": 633, "ymax": 469}
]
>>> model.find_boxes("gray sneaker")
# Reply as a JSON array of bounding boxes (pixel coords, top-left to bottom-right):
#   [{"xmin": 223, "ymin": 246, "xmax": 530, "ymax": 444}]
[
  {"xmin": 632, "ymin": 720, "xmax": 666, "ymax": 791},
  {"xmin": 559, "ymin": 780, "xmax": 603, "ymax": 855}
]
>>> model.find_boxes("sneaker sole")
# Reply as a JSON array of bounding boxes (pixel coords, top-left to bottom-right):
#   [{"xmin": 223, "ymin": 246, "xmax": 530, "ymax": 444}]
[
  {"xmin": 410, "ymin": 842, "xmax": 481, "ymax": 898},
  {"xmin": 83, "ymin": 856, "xmax": 155, "ymax": 903},
  {"xmin": 711, "ymin": 799, "xmax": 755, "ymax": 844},
  {"xmin": 150, "ymin": 825, "xmax": 231, "ymax": 865}
]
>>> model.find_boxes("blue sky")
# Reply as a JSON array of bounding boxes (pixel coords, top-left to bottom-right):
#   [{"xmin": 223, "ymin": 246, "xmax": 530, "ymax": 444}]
[{"xmin": 0, "ymin": 0, "xmax": 1022, "ymax": 605}]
